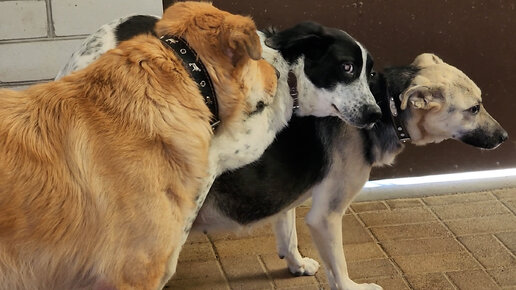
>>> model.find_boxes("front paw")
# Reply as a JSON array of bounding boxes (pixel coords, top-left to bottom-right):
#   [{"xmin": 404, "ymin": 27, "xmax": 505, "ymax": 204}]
[{"xmin": 288, "ymin": 257, "xmax": 320, "ymax": 276}]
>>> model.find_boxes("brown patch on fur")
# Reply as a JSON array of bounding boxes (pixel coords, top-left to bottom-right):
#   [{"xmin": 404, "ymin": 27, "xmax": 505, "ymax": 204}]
[{"xmin": 0, "ymin": 2, "xmax": 275, "ymax": 289}]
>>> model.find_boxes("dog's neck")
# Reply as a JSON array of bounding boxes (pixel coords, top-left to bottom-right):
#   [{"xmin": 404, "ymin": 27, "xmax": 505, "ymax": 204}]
[
  {"xmin": 160, "ymin": 35, "xmax": 220, "ymax": 129},
  {"xmin": 362, "ymin": 66, "xmax": 419, "ymax": 166}
]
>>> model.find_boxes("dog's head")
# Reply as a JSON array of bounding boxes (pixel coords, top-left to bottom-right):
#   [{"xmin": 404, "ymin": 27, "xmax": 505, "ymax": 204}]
[
  {"xmin": 265, "ymin": 22, "xmax": 381, "ymax": 128},
  {"xmin": 155, "ymin": 1, "xmax": 277, "ymax": 126},
  {"xmin": 400, "ymin": 53, "xmax": 508, "ymax": 149}
]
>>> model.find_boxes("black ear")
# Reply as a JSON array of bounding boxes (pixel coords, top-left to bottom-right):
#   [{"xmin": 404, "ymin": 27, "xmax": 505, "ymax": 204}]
[{"xmin": 265, "ymin": 21, "xmax": 334, "ymax": 62}]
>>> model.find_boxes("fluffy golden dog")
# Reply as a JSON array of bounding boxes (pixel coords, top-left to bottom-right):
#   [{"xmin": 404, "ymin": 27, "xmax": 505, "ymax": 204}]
[{"xmin": 0, "ymin": 2, "xmax": 277, "ymax": 289}]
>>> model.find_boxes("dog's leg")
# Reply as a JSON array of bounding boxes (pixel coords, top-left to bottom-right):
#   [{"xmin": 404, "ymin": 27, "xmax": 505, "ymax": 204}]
[
  {"xmin": 305, "ymin": 176, "xmax": 382, "ymax": 290},
  {"xmin": 273, "ymin": 208, "xmax": 320, "ymax": 276}
]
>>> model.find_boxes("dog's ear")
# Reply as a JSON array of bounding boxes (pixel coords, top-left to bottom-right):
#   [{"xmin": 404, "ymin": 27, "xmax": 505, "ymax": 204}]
[
  {"xmin": 221, "ymin": 15, "xmax": 262, "ymax": 66},
  {"xmin": 400, "ymin": 85, "xmax": 444, "ymax": 111},
  {"xmin": 264, "ymin": 21, "xmax": 334, "ymax": 61},
  {"xmin": 412, "ymin": 53, "xmax": 444, "ymax": 68}
]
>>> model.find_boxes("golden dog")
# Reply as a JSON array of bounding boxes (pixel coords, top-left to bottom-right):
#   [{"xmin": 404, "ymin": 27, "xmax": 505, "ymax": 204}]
[{"xmin": 0, "ymin": 2, "xmax": 277, "ymax": 289}]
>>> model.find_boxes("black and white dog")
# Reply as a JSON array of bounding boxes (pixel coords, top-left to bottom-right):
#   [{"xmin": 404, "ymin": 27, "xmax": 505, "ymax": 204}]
[
  {"xmin": 56, "ymin": 15, "xmax": 383, "ymax": 285},
  {"xmin": 56, "ymin": 17, "xmax": 381, "ymax": 174},
  {"xmin": 193, "ymin": 53, "xmax": 508, "ymax": 290}
]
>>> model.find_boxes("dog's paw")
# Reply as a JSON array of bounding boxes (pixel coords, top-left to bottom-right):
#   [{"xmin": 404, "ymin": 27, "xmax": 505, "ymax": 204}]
[{"xmin": 288, "ymin": 257, "xmax": 320, "ymax": 276}]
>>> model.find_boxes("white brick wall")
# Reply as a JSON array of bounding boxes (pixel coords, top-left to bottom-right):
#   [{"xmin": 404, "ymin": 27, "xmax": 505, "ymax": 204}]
[
  {"xmin": 52, "ymin": 0, "xmax": 162, "ymax": 36},
  {"xmin": 0, "ymin": 0, "xmax": 162, "ymax": 86},
  {"xmin": 0, "ymin": 38, "xmax": 85, "ymax": 82},
  {"xmin": 0, "ymin": 1, "xmax": 48, "ymax": 40}
]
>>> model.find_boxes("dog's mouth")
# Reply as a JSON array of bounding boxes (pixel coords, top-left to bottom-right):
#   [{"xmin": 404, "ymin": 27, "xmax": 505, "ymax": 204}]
[{"xmin": 331, "ymin": 104, "xmax": 374, "ymax": 129}]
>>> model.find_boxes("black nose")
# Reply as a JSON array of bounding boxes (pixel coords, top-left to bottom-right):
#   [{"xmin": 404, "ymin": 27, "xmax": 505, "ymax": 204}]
[
  {"xmin": 361, "ymin": 104, "xmax": 382, "ymax": 125},
  {"xmin": 500, "ymin": 130, "xmax": 509, "ymax": 143}
]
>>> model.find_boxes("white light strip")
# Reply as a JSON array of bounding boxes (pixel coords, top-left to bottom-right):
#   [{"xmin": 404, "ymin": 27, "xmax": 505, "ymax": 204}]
[
  {"xmin": 364, "ymin": 168, "xmax": 516, "ymax": 188},
  {"xmin": 355, "ymin": 168, "xmax": 516, "ymax": 202}
]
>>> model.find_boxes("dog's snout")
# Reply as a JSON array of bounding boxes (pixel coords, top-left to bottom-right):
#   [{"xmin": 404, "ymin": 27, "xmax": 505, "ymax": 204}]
[
  {"xmin": 362, "ymin": 104, "xmax": 382, "ymax": 125},
  {"xmin": 500, "ymin": 130, "xmax": 509, "ymax": 143}
]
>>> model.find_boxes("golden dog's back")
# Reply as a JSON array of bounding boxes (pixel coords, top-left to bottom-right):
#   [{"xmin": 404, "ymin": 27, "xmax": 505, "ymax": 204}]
[{"xmin": 0, "ymin": 36, "xmax": 211, "ymax": 289}]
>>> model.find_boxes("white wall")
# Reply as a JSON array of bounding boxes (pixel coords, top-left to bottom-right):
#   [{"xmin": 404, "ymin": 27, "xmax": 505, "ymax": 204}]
[{"xmin": 0, "ymin": 0, "xmax": 162, "ymax": 88}]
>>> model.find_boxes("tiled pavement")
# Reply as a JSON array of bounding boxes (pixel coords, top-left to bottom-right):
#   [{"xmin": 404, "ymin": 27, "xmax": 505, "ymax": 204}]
[{"xmin": 166, "ymin": 188, "xmax": 516, "ymax": 289}]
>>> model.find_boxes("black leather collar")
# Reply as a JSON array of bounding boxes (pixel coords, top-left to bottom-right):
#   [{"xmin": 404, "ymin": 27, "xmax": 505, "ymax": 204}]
[
  {"xmin": 387, "ymin": 88, "xmax": 411, "ymax": 143},
  {"xmin": 160, "ymin": 35, "xmax": 220, "ymax": 129},
  {"xmin": 287, "ymin": 70, "xmax": 299, "ymax": 111}
]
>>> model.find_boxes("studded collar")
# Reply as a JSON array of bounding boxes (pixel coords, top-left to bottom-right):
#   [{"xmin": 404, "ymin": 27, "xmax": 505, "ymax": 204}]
[
  {"xmin": 386, "ymin": 87, "xmax": 411, "ymax": 143},
  {"xmin": 160, "ymin": 35, "xmax": 220, "ymax": 129}
]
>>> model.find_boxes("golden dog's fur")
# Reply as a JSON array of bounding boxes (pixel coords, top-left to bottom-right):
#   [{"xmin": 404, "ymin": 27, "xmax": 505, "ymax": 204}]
[{"xmin": 0, "ymin": 2, "xmax": 276, "ymax": 289}]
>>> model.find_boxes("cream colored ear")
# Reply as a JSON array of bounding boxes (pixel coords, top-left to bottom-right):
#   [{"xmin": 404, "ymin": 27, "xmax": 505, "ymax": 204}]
[
  {"xmin": 412, "ymin": 53, "xmax": 444, "ymax": 68},
  {"xmin": 400, "ymin": 85, "xmax": 443, "ymax": 111}
]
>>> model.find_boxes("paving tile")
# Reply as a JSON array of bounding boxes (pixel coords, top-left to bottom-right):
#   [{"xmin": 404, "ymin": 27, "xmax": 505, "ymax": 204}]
[
  {"xmin": 300, "ymin": 242, "xmax": 385, "ymax": 264},
  {"xmin": 380, "ymin": 237, "xmax": 463, "ymax": 256},
  {"xmin": 431, "ymin": 200, "xmax": 511, "ymax": 220},
  {"xmin": 185, "ymin": 231, "xmax": 210, "ymax": 243},
  {"xmin": 496, "ymin": 232, "xmax": 516, "ymax": 253},
  {"xmin": 309, "ymin": 257, "xmax": 398, "ymax": 283},
  {"xmin": 168, "ymin": 260, "xmax": 228, "ymax": 289},
  {"xmin": 356, "ymin": 276, "xmax": 410, "ymax": 290},
  {"xmin": 278, "ymin": 285, "xmax": 319, "ymax": 290},
  {"xmin": 385, "ymin": 198, "xmax": 424, "ymax": 209},
  {"xmin": 359, "ymin": 207, "xmax": 436, "ymax": 227},
  {"xmin": 393, "ymin": 252, "xmax": 479, "ymax": 274},
  {"xmin": 459, "ymin": 235, "xmax": 516, "ymax": 269},
  {"xmin": 370, "ymin": 222, "xmax": 451, "ymax": 241},
  {"xmin": 351, "ymin": 201, "xmax": 388, "ymax": 213},
  {"xmin": 296, "ymin": 214, "xmax": 373, "ymax": 244},
  {"xmin": 491, "ymin": 188, "xmax": 516, "ymax": 200},
  {"xmin": 348, "ymin": 259, "xmax": 399, "ymax": 279},
  {"xmin": 260, "ymin": 253, "xmax": 318, "ymax": 289},
  {"xmin": 343, "ymin": 243, "xmax": 386, "ymax": 262},
  {"xmin": 219, "ymin": 255, "xmax": 273, "ymax": 290},
  {"xmin": 178, "ymin": 242, "xmax": 216, "ymax": 262},
  {"xmin": 209, "ymin": 225, "xmax": 273, "ymax": 242},
  {"xmin": 342, "ymin": 215, "xmax": 375, "ymax": 244},
  {"xmin": 208, "ymin": 224, "xmax": 274, "ymax": 242},
  {"xmin": 166, "ymin": 278, "xmax": 229, "ymax": 290},
  {"xmin": 488, "ymin": 267, "xmax": 516, "ymax": 287},
  {"xmin": 446, "ymin": 269, "xmax": 500, "ymax": 290},
  {"xmin": 503, "ymin": 199, "xmax": 516, "ymax": 214},
  {"xmin": 296, "ymin": 207, "xmax": 311, "ymax": 217},
  {"xmin": 445, "ymin": 214, "xmax": 516, "ymax": 236},
  {"xmin": 213, "ymin": 236, "xmax": 277, "ymax": 258},
  {"xmin": 423, "ymin": 192, "xmax": 495, "ymax": 206},
  {"xmin": 405, "ymin": 273, "xmax": 455, "ymax": 290}
]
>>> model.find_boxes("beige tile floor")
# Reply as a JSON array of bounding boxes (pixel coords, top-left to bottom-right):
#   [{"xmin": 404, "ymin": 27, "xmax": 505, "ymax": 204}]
[{"xmin": 166, "ymin": 188, "xmax": 516, "ymax": 289}]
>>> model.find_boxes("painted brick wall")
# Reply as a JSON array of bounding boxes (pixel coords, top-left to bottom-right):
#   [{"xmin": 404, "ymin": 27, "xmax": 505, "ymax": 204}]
[{"xmin": 0, "ymin": 0, "xmax": 162, "ymax": 88}]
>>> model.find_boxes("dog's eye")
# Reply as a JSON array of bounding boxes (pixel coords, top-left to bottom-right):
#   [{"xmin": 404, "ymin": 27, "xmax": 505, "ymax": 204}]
[
  {"xmin": 370, "ymin": 71, "xmax": 376, "ymax": 78},
  {"xmin": 468, "ymin": 104, "xmax": 481, "ymax": 114},
  {"xmin": 342, "ymin": 63, "xmax": 354, "ymax": 74}
]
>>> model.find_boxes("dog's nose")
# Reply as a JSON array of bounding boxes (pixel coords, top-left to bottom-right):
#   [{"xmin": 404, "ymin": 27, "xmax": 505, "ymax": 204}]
[
  {"xmin": 361, "ymin": 104, "xmax": 382, "ymax": 125},
  {"xmin": 500, "ymin": 130, "xmax": 509, "ymax": 143}
]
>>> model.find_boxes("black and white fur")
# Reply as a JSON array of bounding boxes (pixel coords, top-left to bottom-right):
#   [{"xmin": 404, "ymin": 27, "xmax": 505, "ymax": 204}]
[
  {"xmin": 56, "ymin": 16, "xmax": 382, "ymax": 283},
  {"xmin": 193, "ymin": 53, "xmax": 508, "ymax": 290}
]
